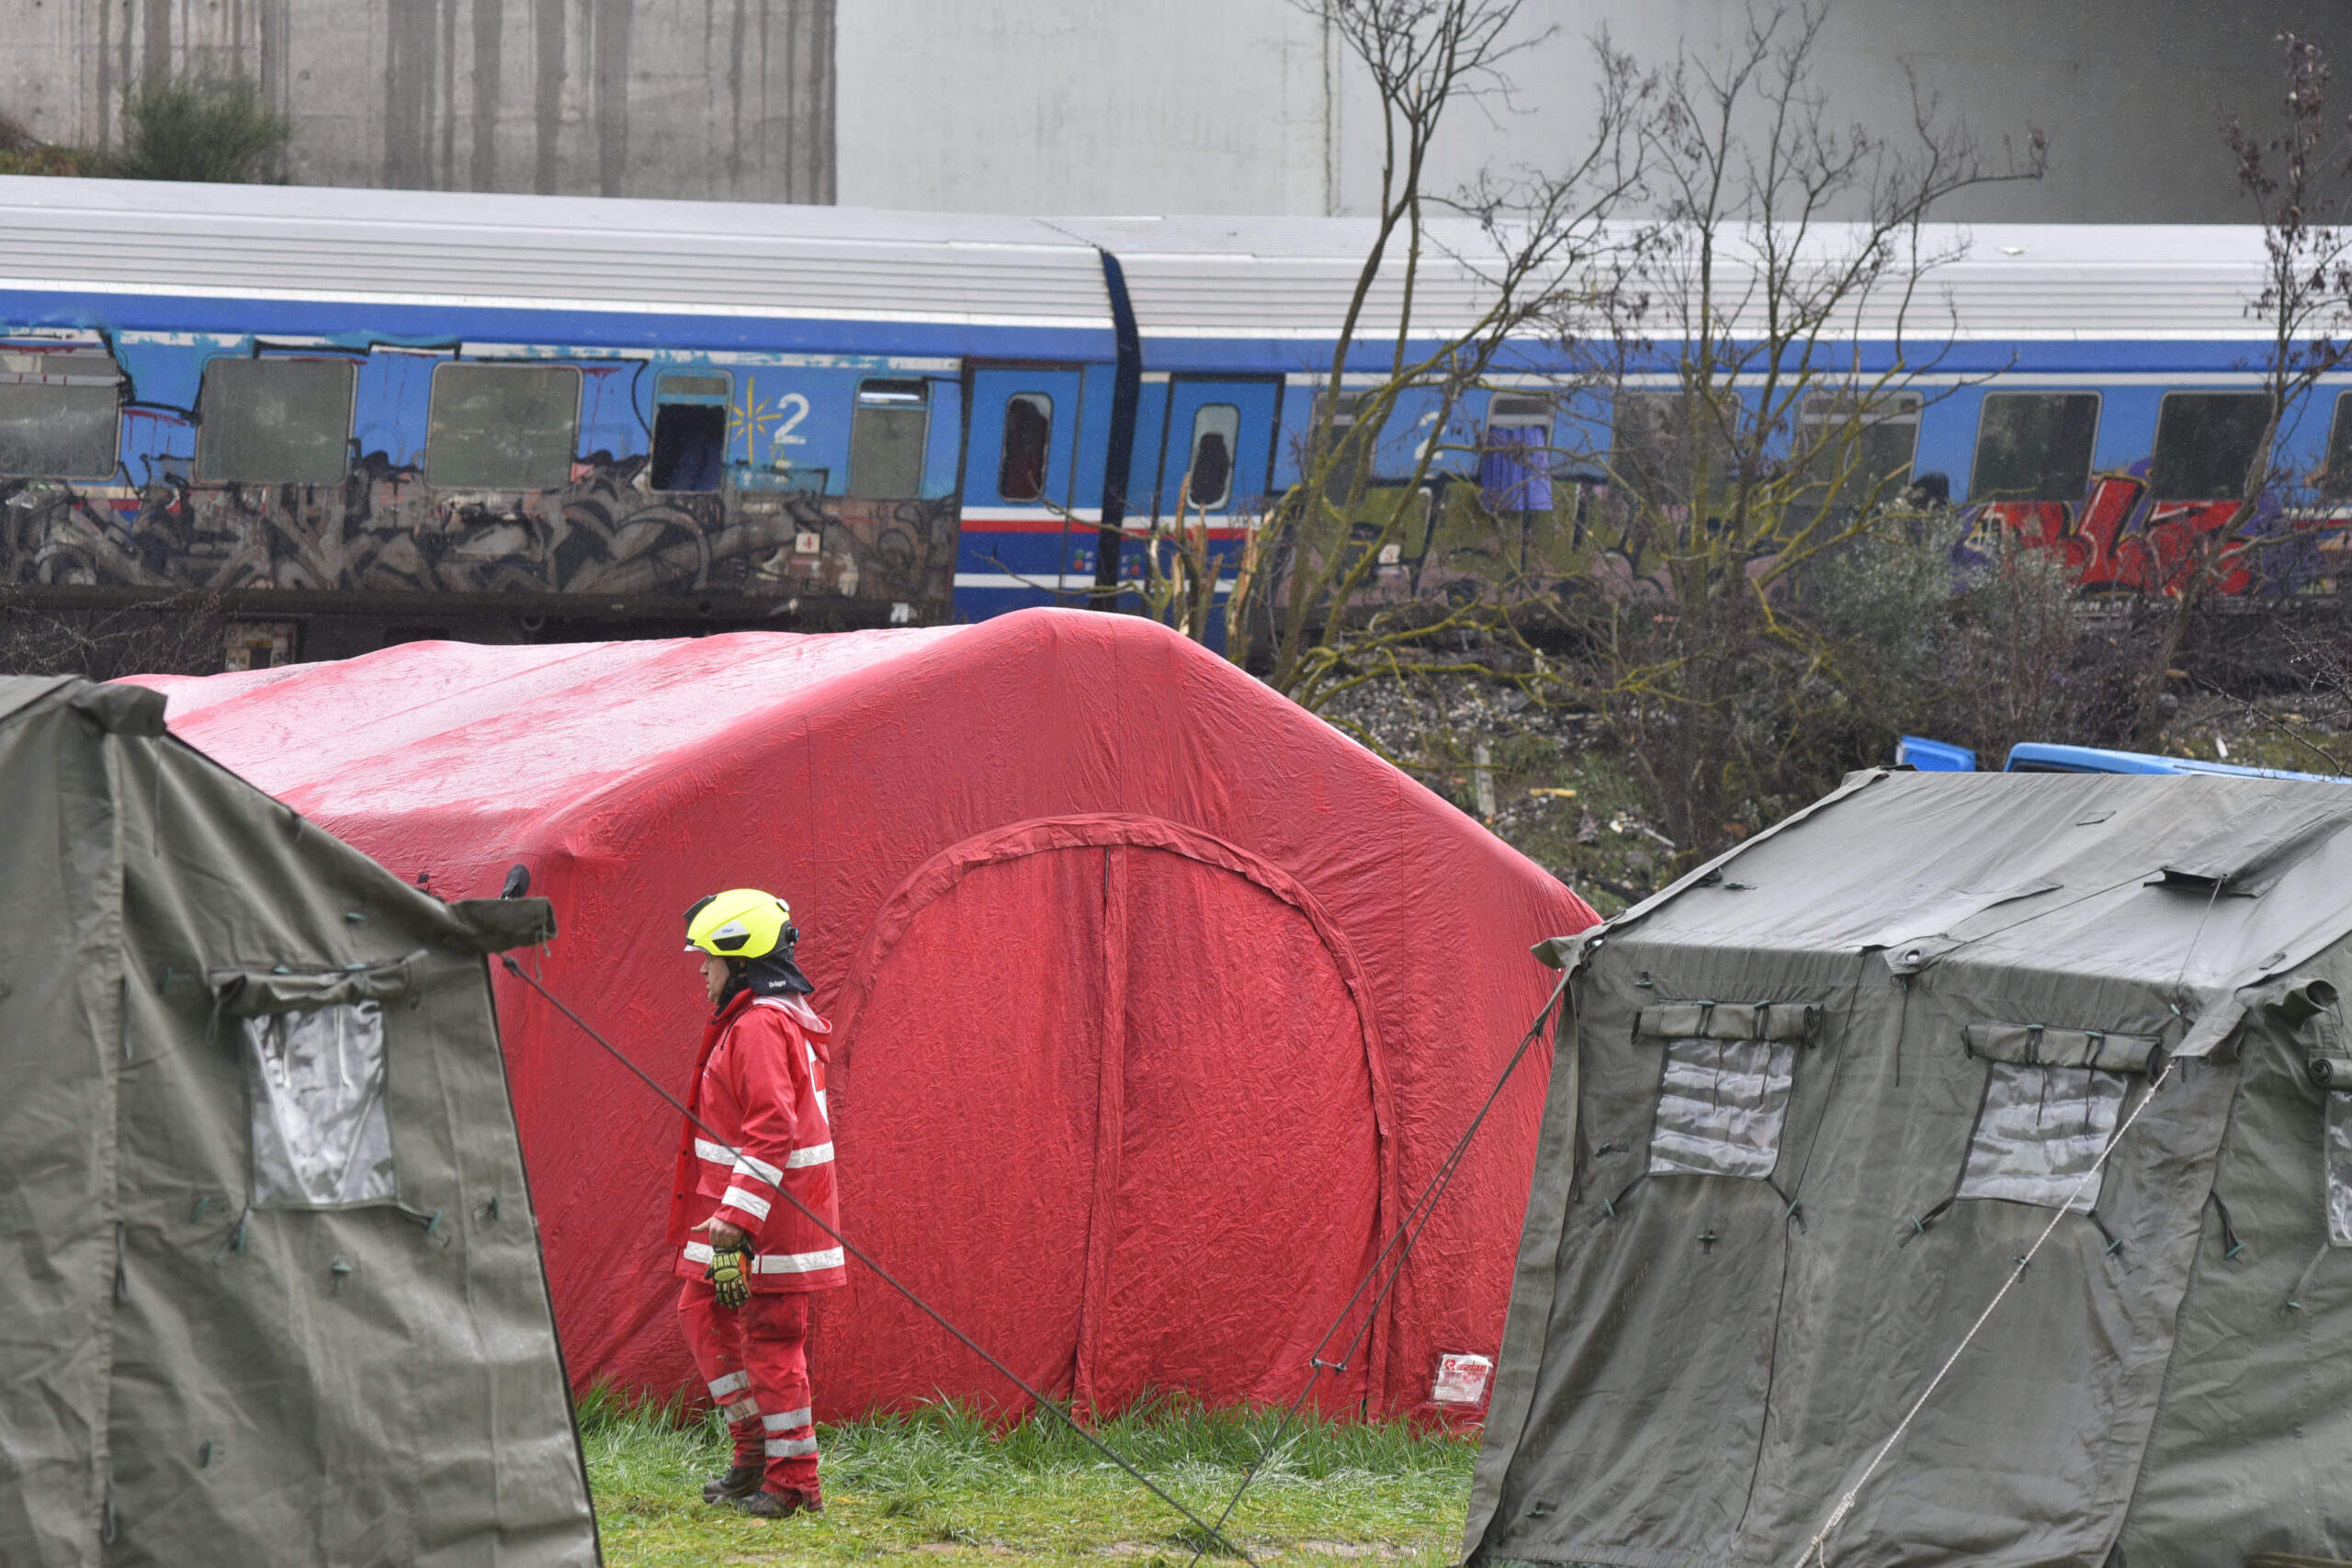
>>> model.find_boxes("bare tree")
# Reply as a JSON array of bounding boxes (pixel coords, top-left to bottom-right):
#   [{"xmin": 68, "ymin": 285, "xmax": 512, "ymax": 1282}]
[
  {"xmin": 1227, "ymin": 0, "xmax": 1647, "ymax": 723},
  {"xmin": 0, "ymin": 587, "xmax": 227, "ymax": 682},
  {"xmin": 1568, "ymin": 3, "xmax": 2045, "ymax": 852},
  {"xmin": 2128, "ymin": 33, "xmax": 2352, "ymax": 745}
]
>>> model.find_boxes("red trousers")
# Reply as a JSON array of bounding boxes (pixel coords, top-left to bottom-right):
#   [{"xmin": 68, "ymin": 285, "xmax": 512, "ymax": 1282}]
[{"xmin": 677, "ymin": 1280, "xmax": 820, "ymax": 1495}]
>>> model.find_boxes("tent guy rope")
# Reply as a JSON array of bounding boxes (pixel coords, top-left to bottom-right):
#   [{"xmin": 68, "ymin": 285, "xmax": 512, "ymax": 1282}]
[
  {"xmin": 1790, "ymin": 873, "xmax": 2230, "ymax": 1568},
  {"xmin": 1184, "ymin": 968, "xmax": 1575, "ymax": 1568},
  {"xmin": 496, "ymin": 957, "xmax": 1257, "ymax": 1564},
  {"xmin": 1789, "ymin": 1051, "xmax": 2185, "ymax": 1568}
]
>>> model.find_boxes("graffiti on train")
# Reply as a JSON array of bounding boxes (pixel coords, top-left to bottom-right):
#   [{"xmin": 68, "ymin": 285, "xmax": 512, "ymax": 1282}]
[
  {"xmin": 3, "ymin": 467, "xmax": 956, "ymax": 611},
  {"xmin": 1957, "ymin": 469, "xmax": 2352, "ymax": 596}
]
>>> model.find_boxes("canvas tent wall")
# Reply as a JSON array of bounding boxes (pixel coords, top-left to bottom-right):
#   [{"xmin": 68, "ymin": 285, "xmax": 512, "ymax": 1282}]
[
  {"xmin": 1466, "ymin": 768, "xmax": 2352, "ymax": 1568},
  {"xmin": 136, "ymin": 608, "xmax": 1596, "ymax": 1418},
  {"xmin": 0, "ymin": 677, "xmax": 596, "ymax": 1568}
]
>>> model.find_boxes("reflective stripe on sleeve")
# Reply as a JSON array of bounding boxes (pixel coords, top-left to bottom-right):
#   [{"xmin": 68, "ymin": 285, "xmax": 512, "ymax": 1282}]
[
  {"xmin": 720, "ymin": 1186, "xmax": 773, "ymax": 1221},
  {"xmin": 688, "ymin": 1241, "xmax": 842, "ymax": 1272},
  {"xmin": 786, "ymin": 1142, "xmax": 834, "ymax": 1168},
  {"xmin": 761, "ymin": 1406, "xmax": 814, "ymax": 1432},
  {"xmin": 695, "ymin": 1136, "xmax": 740, "ymax": 1167},
  {"xmin": 732, "ymin": 1153, "xmax": 783, "ymax": 1186},
  {"xmin": 765, "ymin": 1437, "xmax": 820, "ymax": 1458},
  {"xmin": 752, "ymin": 1247, "xmax": 846, "ymax": 1274}
]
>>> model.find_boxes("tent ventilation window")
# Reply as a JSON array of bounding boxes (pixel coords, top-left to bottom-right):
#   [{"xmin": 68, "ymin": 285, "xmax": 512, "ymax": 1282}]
[
  {"xmin": 1955, "ymin": 1023, "xmax": 2159, "ymax": 1213},
  {"xmin": 1635, "ymin": 1002, "xmax": 1816, "ymax": 1180},
  {"xmin": 243, "ymin": 1002, "xmax": 398, "ymax": 1208}
]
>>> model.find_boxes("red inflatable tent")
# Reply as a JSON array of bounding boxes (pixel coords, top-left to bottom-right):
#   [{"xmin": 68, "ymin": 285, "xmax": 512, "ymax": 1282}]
[{"xmin": 141, "ymin": 610, "xmax": 1594, "ymax": 1417}]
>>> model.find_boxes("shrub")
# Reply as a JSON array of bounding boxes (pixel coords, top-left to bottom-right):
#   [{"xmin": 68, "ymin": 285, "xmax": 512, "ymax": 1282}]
[{"xmin": 116, "ymin": 77, "xmax": 292, "ymax": 184}]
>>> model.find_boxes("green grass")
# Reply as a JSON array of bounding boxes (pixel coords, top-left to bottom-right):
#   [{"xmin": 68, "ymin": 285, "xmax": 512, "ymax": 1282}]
[{"xmin": 579, "ymin": 1390, "xmax": 1480, "ymax": 1567}]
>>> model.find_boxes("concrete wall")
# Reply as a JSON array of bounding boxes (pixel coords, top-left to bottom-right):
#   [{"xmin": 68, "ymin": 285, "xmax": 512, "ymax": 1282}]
[
  {"xmin": 0, "ymin": 0, "xmax": 833, "ymax": 201},
  {"xmin": 836, "ymin": 0, "xmax": 2350, "ymax": 224},
  {"xmin": 2, "ymin": 1, "xmax": 2344, "ymax": 221}
]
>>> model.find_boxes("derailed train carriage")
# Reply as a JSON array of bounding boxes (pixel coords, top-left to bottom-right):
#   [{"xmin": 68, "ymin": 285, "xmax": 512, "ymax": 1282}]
[{"xmin": 2, "ymin": 177, "xmax": 2350, "ymax": 668}]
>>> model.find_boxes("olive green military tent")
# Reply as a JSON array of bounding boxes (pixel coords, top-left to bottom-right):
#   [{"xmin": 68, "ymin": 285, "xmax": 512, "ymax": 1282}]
[
  {"xmin": 1468, "ymin": 768, "xmax": 2352, "ymax": 1568},
  {"xmin": 0, "ymin": 676, "xmax": 598, "ymax": 1568}
]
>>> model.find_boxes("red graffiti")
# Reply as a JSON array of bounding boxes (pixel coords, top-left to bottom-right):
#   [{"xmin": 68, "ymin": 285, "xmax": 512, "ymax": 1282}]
[{"xmin": 1968, "ymin": 474, "xmax": 2272, "ymax": 595}]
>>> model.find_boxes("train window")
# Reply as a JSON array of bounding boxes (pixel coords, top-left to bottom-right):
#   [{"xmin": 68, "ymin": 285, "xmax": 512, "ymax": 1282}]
[
  {"xmin": 1185, "ymin": 404, "xmax": 1240, "ymax": 511},
  {"xmin": 197, "ymin": 358, "xmax": 356, "ymax": 486},
  {"xmin": 0, "ymin": 351, "xmax": 121, "ymax": 479},
  {"xmin": 2151, "ymin": 391, "xmax": 2269, "ymax": 501},
  {"xmin": 2325, "ymin": 393, "xmax": 2352, "ymax": 499},
  {"xmin": 1614, "ymin": 389, "xmax": 1735, "ymax": 507},
  {"xmin": 849, "ymin": 378, "xmax": 929, "ymax": 498},
  {"xmin": 998, "ymin": 392, "xmax": 1054, "ymax": 502},
  {"xmin": 426, "ymin": 364, "xmax": 580, "ymax": 490},
  {"xmin": 1799, "ymin": 393, "xmax": 1920, "ymax": 499},
  {"xmin": 650, "ymin": 371, "xmax": 730, "ymax": 492},
  {"xmin": 1487, "ymin": 393, "xmax": 1553, "ymax": 429},
  {"xmin": 1970, "ymin": 393, "xmax": 2099, "ymax": 502},
  {"xmin": 1484, "ymin": 394, "xmax": 1554, "ymax": 513}
]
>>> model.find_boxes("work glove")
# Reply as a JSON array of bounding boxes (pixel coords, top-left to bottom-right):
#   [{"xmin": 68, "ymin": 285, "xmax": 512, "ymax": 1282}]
[{"xmin": 707, "ymin": 1245, "xmax": 752, "ymax": 1310}]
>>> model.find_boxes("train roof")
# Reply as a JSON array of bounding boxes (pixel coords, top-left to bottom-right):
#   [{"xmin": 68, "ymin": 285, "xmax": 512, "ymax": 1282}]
[
  {"xmin": 1054, "ymin": 215, "xmax": 2282, "ymax": 345},
  {"xmin": 0, "ymin": 175, "xmax": 2288, "ymax": 347},
  {"xmin": 0, "ymin": 175, "xmax": 1115, "ymax": 331}
]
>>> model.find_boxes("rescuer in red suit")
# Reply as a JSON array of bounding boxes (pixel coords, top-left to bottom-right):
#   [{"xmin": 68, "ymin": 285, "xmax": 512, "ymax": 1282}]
[{"xmin": 672, "ymin": 888, "xmax": 846, "ymax": 1517}]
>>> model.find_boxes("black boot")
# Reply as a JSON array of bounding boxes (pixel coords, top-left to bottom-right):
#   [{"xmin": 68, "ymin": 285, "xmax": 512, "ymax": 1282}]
[
  {"xmin": 740, "ymin": 1486, "xmax": 821, "ymax": 1518},
  {"xmin": 701, "ymin": 1462, "xmax": 764, "ymax": 1504}
]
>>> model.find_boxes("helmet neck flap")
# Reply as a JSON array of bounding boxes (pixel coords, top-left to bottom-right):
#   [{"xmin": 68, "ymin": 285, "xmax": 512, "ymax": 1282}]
[{"xmin": 717, "ymin": 941, "xmax": 813, "ymax": 1009}]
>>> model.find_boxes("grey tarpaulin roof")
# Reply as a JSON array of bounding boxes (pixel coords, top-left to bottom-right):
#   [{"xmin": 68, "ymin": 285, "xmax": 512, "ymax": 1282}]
[
  {"xmin": 0, "ymin": 676, "xmax": 598, "ymax": 1568},
  {"xmin": 1469, "ymin": 769, "xmax": 2352, "ymax": 1567}
]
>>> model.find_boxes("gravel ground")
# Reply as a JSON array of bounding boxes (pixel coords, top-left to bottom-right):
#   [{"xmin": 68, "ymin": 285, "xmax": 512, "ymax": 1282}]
[{"xmin": 1317, "ymin": 674, "xmax": 1677, "ymax": 918}]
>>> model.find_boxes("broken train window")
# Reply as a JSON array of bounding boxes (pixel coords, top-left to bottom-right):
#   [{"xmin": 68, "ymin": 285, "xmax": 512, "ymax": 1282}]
[
  {"xmin": 1636, "ymin": 1002, "xmax": 1816, "ymax": 1180},
  {"xmin": 1955, "ymin": 1023, "xmax": 2161, "ymax": 1213},
  {"xmin": 243, "ymin": 1001, "xmax": 398, "ymax": 1208},
  {"xmin": 0, "ymin": 349, "xmax": 122, "ymax": 479}
]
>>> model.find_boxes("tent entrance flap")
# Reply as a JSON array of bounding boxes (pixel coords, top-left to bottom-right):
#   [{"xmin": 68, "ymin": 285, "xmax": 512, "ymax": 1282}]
[{"xmin": 827, "ymin": 816, "xmax": 1393, "ymax": 1416}]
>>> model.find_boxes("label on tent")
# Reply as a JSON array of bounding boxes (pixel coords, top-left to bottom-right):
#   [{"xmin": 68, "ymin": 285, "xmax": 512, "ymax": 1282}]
[
  {"xmin": 243, "ymin": 1001, "xmax": 398, "ymax": 1209},
  {"xmin": 1431, "ymin": 1353, "xmax": 1494, "ymax": 1407},
  {"xmin": 2328, "ymin": 1091, "xmax": 2352, "ymax": 1248}
]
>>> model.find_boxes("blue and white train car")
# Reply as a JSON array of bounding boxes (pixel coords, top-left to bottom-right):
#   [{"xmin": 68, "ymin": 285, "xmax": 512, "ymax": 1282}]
[{"xmin": 0, "ymin": 177, "xmax": 2339, "ymax": 668}]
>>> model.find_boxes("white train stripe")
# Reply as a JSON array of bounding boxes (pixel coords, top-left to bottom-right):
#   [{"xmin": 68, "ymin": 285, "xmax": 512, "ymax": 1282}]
[{"xmin": 952, "ymin": 572, "xmax": 1234, "ymax": 593}]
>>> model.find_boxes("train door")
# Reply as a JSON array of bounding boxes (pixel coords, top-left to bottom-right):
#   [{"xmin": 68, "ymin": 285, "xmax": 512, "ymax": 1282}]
[
  {"xmin": 1139, "ymin": 378, "xmax": 1281, "ymax": 637},
  {"xmin": 956, "ymin": 366, "xmax": 1089, "ymax": 619}
]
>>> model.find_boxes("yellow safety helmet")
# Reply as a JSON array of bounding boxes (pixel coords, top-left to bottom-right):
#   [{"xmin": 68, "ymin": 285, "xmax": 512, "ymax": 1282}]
[{"xmin": 684, "ymin": 888, "xmax": 794, "ymax": 960}]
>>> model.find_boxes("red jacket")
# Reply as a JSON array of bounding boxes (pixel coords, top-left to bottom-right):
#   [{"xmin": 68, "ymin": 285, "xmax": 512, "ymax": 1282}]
[{"xmin": 667, "ymin": 988, "xmax": 845, "ymax": 1292}]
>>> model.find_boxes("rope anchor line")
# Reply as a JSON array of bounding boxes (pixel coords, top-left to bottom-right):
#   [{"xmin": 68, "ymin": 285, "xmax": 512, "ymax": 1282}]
[
  {"xmin": 1183, "ymin": 969, "xmax": 1574, "ymax": 1568},
  {"xmin": 1791, "ymin": 1054, "xmax": 2183, "ymax": 1568},
  {"xmin": 499, "ymin": 955, "xmax": 1571, "ymax": 1568},
  {"xmin": 497, "ymin": 958, "xmax": 1255, "ymax": 1564}
]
